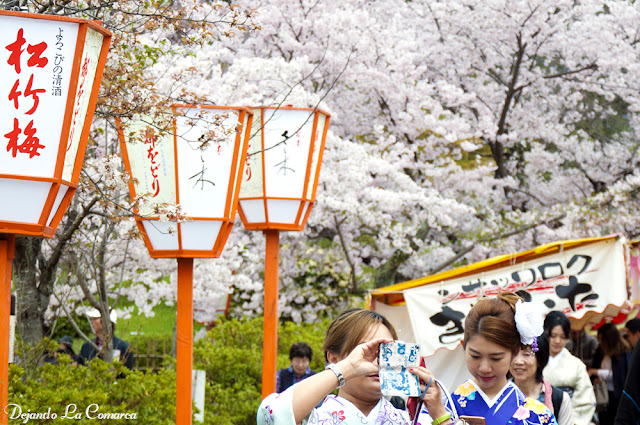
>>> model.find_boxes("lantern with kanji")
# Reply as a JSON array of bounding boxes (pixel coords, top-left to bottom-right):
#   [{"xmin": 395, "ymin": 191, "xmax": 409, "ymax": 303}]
[
  {"xmin": 0, "ymin": 10, "xmax": 112, "ymax": 425},
  {"xmin": 118, "ymin": 105, "xmax": 253, "ymax": 258},
  {"xmin": 238, "ymin": 106, "xmax": 330, "ymax": 230},
  {"xmin": 0, "ymin": 10, "xmax": 112, "ymax": 237}
]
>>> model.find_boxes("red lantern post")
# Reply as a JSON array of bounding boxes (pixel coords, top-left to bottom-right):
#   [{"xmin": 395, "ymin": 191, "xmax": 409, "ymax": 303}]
[{"xmin": 118, "ymin": 105, "xmax": 253, "ymax": 425}]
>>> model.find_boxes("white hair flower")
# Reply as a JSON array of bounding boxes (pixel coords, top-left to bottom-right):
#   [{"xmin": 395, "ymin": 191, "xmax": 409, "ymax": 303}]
[{"xmin": 514, "ymin": 299, "xmax": 544, "ymax": 351}]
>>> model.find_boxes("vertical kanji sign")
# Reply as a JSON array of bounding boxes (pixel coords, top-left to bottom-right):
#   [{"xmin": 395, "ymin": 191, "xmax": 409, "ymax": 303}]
[{"xmin": 0, "ymin": 11, "xmax": 112, "ymax": 237}]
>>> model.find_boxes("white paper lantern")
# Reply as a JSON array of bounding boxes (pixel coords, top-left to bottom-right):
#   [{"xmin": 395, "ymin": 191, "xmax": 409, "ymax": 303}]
[
  {"xmin": 238, "ymin": 106, "xmax": 330, "ymax": 230},
  {"xmin": 118, "ymin": 105, "xmax": 253, "ymax": 258},
  {"xmin": 0, "ymin": 10, "xmax": 112, "ymax": 237}
]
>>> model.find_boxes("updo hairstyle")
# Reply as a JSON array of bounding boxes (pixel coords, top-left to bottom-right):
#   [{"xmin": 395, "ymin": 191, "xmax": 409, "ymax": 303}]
[
  {"xmin": 464, "ymin": 292, "xmax": 522, "ymax": 355},
  {"xmin": 322, "ymin": 308, "xmax": 398, "ymax": 362}
]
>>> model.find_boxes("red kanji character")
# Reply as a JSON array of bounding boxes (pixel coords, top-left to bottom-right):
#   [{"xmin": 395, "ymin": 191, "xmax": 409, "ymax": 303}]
[
  {"xmin": 26, "ymin": 42, "xmax": 48, "ymax": 68},
  {"xmin": 8, "ymin": 80, "xmax": 22, "ymax": 109},
  {"xmin": 21, "ymin": 120, "xmax": 45, "ymax": 158},
  {"xmin": 5, "ymin": 28, "xmax": 26, "ymax": 74},
  {"xmin": 6, "ymin": 120, "xmax": 45, "ymax": 158},
  {"xmin": 4, "ymin": 118, "xmax": 21, "ymax": 156},
  {"xmin": 24, "ymin": 75, "xmax": 46, "ymax": 115},
  {"xmin": 217, "ymin": 145, "xmax": 222, "ymax": 155},
  {"xmin": 150, "ymin": 164, "xmax": 159, "ymax": 179}
]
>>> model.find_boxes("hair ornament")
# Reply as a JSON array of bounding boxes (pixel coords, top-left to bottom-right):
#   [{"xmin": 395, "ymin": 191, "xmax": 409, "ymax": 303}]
[{"xmin": 514, "ymin": 299, "xmax": 544, "ymax": 351}]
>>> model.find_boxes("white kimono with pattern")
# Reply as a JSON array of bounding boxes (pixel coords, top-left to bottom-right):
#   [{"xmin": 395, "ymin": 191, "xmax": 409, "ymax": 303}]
[
  {"xmin": 257, "ymin": 386, "xmax": 410, "ymax": 425},
  {"xmin": 542, "ymin": 348, "xmax": 596, "ymax": 425}
]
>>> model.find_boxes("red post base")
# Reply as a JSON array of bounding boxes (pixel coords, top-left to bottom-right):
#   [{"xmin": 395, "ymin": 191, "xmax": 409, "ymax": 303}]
[
  {"xmin": 176, "ymin": 258, "xmax": 194, "ymax": 425},
  {"xmin": 0, "ymin": 236, "xmax": 15, "ymax": 425},
  {"xmin": 261, "ymin": 230, "xmax": 280, "ymax": 399}
]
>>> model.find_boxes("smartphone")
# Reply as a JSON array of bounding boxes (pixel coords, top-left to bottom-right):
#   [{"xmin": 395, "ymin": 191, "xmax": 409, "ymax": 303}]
[{"xmin": 460, "ymin": 415, "xmax": 487, "ymax": 425}]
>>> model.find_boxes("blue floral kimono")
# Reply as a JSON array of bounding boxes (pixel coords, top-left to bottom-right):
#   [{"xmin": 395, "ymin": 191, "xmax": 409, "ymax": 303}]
[{"xmin": 417, "ymin": 380, "xmax": 557, "ymax": 425}]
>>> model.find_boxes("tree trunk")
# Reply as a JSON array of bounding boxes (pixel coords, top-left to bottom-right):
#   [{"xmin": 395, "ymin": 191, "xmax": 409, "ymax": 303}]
[{"xmin": 13, "ymin": 237, "xmax": 45, "ymax": 347}]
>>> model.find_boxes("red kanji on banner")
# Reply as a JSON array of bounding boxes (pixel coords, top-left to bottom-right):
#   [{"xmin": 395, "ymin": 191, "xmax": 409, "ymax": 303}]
[
  {"xmin": 5, "ymin": 28, "xmax": 26, "ymax": 74},
  {"xmin": 4, "ymin": 118, "xmax": 45, "ymax": 158},
  {"xmin": 5, "ymin": 28, "xmax": 49, "ymax": 74},
  {"xmin": 8, "ymin": 75, "xmax": 46, "ymax": 115}
]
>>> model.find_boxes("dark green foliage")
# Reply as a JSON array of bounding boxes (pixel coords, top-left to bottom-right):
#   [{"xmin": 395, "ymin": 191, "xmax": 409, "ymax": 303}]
[
  {"xmin": 8, "ymin": 316, "xmax": 330, "ymax": 424},
  {"xmin": 8, "ymin": 357, "xmax": 176, "ymax": 424},
  {"xmin": 193, "ymin": 316, "xmax": 329, "ymax": 425}
]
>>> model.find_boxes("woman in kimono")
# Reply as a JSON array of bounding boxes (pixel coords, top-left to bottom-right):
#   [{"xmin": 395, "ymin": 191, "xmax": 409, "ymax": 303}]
[
  {"xmin": 541, "ymin": 311, "xmax": 595, "ymax": 425},
  {"xmin": 411, "ymin": 292, "xmax": 557, "ymax": 425},
  {"xmin": 257, "ymin": 308, "xmax": 411, "ymax": 425}
]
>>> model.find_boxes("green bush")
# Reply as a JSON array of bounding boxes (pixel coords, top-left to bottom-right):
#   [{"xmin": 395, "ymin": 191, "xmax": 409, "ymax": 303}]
[
  {"xmin": 193, "ymin": 316, "xmax": 330, "ymax": 425},
  {"xmin": 8, "ymin": 316, "xmax": 332, "ymax": 424},
  {"xmin": 8, "ymin": 356, "xmax": 176, "ymax": 424}
]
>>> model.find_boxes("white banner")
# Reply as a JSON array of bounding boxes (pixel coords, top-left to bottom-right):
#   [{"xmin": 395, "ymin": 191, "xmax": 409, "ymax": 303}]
[{"xmin": 404, "ymin": 237, "xmax": 628, "ymax": 357}]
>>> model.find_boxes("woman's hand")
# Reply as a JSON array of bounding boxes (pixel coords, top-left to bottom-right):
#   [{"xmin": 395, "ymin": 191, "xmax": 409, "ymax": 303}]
[
  {"xmin": 410, "ymin": 366, "xmax": 448, "ymax": 419},
  {"xmin": 336, "ymin": 337, "xmax": 392, "ymax": 381}
]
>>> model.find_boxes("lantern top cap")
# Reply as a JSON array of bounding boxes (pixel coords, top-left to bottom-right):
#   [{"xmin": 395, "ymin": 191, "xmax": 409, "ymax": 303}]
[
  {"xmin": 250, "ymin": 105, "xmax": 331, "ymax": 117},
  {"xmin": 171, "ymin": 104, "xmax": 253, "ymax": 114},
  {"xmin": 0, "ymin": 9, "xmax": 113, "ymax": 37}
]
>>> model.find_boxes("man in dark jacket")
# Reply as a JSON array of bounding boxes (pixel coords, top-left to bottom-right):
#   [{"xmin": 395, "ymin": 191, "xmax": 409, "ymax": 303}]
[
  {"xmin": 276, "ymin": 342, "xmax": 315, "ymax": 393},
  {"xmin": 80, "ymin": 309, "xmax": 133, "ymax": 370}
]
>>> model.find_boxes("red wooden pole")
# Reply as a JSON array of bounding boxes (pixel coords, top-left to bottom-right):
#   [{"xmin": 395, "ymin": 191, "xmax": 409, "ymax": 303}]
[
  {"xmin": 261, "ymin": 230, "xmax": 280, "ymax": 399},
  {"xmin": 176, "ymin": 258, "xmax": 194, "ymax": 425},
  {"xmin": 0, "ymin": 236, "xmax": 15, "ymax": 425}
]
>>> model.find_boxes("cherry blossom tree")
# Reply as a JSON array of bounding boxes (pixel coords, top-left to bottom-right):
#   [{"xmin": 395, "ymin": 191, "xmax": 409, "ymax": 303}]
[{"xmin": 10, "ymin": 0, "xmax": 640, "ymax": 348}]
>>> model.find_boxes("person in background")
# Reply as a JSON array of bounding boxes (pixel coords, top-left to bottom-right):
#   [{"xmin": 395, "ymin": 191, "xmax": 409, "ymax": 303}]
[
  {"xmin": 614, "ymin": 339, "xmax": 640, "ymax": 425},
  {"xmin": 569, "ymin": 328, "xmax": 599, "ymax": 367},
  {"xmin": 80, "ymin": 308, "xmax": 133, "ymax": 370},
  {"xmin": 257, "ymin": 308, "xmax": 410, "ymax": 424},
  {"xmin": 589, "ymin": 323, "xmax": 632, "ymax": 425},
  {"xmin": 276, "ymin": 342, "xmax": 316, "ymax": 393},
  {"xmin": 44, "ymin": 335, "xmax": 84, "ymax": 366},
  {"xmin": 542, "ymin": 311, "xmax": 596, "ymax": 425},
  {"xmin": 624, "ymin": 318, "xmax": 640, "ymax": 349},
  {"xmin": 510, "ymin": 335, "xmax": 573, "ymax": 425}
]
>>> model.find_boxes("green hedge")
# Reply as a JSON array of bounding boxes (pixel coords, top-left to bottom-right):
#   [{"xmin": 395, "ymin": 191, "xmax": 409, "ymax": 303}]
[
  {"xmin": 8, "ymin": 357, "xmax": 175, "ymax": 424},
  {"xmin": 9, "ymin": 316, "xmax": 331, "ymax": 424},
  {"xmin": 193, "ymin": 316, "xmax": 329, "ymax": 425}
]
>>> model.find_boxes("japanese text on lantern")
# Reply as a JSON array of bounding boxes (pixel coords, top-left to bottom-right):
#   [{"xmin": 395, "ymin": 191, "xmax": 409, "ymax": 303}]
[
  {"xmin": 67, "ymin": 56, "xmax": 90, "ymax": 150},
  {"xmin": 52, "ymin": 28, "xmax": 64, "ymax": 96},
  {"xmin": 144, "ymin": 133, "xmax": 161, "ymax": 197},
  {"xmin": 4, "ymin": 28, "xmax": 48, "ymax": 159}
]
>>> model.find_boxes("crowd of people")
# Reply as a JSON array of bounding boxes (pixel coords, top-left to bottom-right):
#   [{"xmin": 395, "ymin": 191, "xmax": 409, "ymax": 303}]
[{"xmin": 258, "ymin": 295, "xmax": 640, "ymax": 425}]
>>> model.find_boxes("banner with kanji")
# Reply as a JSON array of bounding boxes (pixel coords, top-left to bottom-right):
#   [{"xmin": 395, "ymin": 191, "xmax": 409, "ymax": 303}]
[{"xmin": 403, "ymin": 237, "xmax": 629, "ymax": 357}]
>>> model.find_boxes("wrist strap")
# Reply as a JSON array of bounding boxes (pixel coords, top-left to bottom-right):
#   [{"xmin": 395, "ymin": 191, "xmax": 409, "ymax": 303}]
[{"xmin": 432, "ymin": 413, "xmax": 452, "ymax": 425}]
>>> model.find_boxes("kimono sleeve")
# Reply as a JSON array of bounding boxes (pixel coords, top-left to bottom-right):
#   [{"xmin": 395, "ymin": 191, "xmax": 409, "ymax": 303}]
[{"xmin": 257, "ymin": 386, "xmax": 305, "ymax": 425}]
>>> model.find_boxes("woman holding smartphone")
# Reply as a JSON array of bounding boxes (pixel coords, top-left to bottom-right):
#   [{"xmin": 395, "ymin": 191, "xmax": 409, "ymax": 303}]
[
  {"xmin": 411, "ymin": 292, "xmax": 558, "ymax": 425},
  {"xmin": 257, "ymin": 308, "xmax": 412, "ymax": 424}
]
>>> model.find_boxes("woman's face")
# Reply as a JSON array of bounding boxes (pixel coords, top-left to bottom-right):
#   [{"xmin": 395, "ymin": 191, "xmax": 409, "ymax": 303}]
[
  {"xmin": 509, "ymin": 346, "xmax": 538, "ymax": 384},
  {"xmin": 548, "ymin": 324, "xmax": 568, "ymax": 357},
  {"xmin": 339, "ymin": 323, "xmax": 393, "ymax": 403},
  {"xmin": 465, "ymin": 334, "xmax": 512, "ymax": 398}
]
